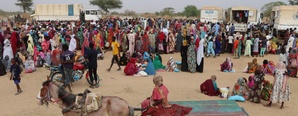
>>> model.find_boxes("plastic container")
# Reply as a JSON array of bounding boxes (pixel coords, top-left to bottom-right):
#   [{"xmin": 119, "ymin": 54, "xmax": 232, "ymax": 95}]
[{"xmin": 220, "ymin": 88, "xmax": 229, "ymax": 98}]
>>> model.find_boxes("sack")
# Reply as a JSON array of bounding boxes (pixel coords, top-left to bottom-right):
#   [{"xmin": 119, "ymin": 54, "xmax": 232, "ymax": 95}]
[{"xmin": 291, "ymin": 59, "xmax": 297, "ymax": 67}]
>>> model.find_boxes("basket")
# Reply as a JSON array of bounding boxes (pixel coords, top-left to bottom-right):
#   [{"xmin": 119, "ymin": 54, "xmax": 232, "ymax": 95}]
[{"xmin": 220, "ymin": 88, "xmax": 229, "ymax": 98}]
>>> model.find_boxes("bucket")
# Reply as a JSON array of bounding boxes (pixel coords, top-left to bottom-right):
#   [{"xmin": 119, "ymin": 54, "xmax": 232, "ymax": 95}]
[{"xmin": 220, "ymin": 88, "xmax": 229, "ymax": 98}]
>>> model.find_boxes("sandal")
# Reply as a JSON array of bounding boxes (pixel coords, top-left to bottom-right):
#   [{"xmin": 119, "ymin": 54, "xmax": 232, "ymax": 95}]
[{"xmin": 117, "ymin": 68, "xmax": 121, "ymax": 71}]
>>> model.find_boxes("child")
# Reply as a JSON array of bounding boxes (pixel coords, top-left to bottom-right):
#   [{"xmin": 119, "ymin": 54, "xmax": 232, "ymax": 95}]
[
  {"xmin": 247, "ymin": 75, "xmax": 254, "ymax": 89},
  {"xmin": 106, "ymin": 37, "xmax": 121, "ymax": 71},
  {"xmin": 10, "ymin": 58, "xmax": 23, "ymax": 95},
  {"xmin": 207, "ymin": 39, "xmax": 215, "ymax": 58}
]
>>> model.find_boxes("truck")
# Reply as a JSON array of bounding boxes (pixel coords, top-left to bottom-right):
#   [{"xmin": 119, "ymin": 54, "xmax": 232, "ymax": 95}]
[
  {"xmin": 33, "ymin": 4, "xmax": 101, "ymax": 21},
  {"xmin": 200, "ymin": 6, "xmax": 225, "ymax": 23},
  {"xmin": 271, "ymin": 6, "xmax": 298, "ymax": 36},
  {"xmin": 230, "ymin": 6, "xmax": 259, "ymax": 32}
]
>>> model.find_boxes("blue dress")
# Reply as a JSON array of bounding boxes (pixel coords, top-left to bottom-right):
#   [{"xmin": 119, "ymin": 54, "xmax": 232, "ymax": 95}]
[{"xmin": 145, "ymin": 59, "xmax": 156, "ymax": 75}]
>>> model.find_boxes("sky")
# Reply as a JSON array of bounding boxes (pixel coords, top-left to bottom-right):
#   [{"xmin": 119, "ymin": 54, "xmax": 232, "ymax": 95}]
[{"xmin": 0, "ymin": 0, "xmax": 290, "ymax": 13}]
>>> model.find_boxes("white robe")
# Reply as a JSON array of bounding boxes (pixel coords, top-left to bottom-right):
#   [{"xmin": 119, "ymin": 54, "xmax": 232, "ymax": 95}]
[
  {"xmin": 197, "ymin": 38, "xmax": 205, "ymax": 66},
  {"xmin": 286, "ymin": 37, "xmax": 294, "ymax": 52},
  {"xmin": 127, "ymin": 33, "xmax": 135, "ymax": 56},
  {"xmin": 3, "ymin": 39, "xmax": 14, "ymax": 61},
  {"xmin": 68, "ymin": 35, "xmax": 77, "ymax": 52}
]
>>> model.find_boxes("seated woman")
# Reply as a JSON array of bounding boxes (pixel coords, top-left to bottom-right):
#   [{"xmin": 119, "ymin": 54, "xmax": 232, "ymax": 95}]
[
  {"xmin": 124, "ymin": 57, "xmax": 138, "ymax": 76},
  {"xmin": 200, "ymin": 75, "xmax": 221, "ymax": 96},
  {"xmin": 141, "ymin": 75, "xmax": 193, "ymax": 116},
  {"xmin": 232, "ymin": 77, "xmax": 250, "ymax": 100},
  {"xmin": 144, "ymin": 52, "xmax": 156, "ymax": 75},
  {"xmin": 141, "ymin": 75, "xmax": 171, "ymax": 109},
  {"xmin": 220, "ymin": 57, "xmax": 234, "ymax": 72},
  {"xmin": 153, "ymin": 55, "xmax": 166, "ymax": 70},
  {"xmin": 250, "ymin": 70, "xmax": 265, "ymax": 103},
  {"xmin": 262, "ymin": 60, "xmax": 275, "ymax": 75},
  {"xmin": 24, "ymin": 56, "xmax": 36, "ymax": 73},
  {"xmin": 246, "ymin": 58, "xmax": 259, "ymax": 73},
  {"xmin": 269, "ymin": 41, "xmax": 278, "ymax": 54},
  {"xmin": 165, "ymin": 57, "xmax": 177, "ymax": 72}
]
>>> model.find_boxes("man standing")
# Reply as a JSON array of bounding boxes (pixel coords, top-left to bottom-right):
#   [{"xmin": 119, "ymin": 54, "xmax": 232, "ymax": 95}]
[
  {"xmin": 87, "ymin": 43, "xmax": 99, "ymax": 88},
  {"xmin": 107, "ymin": 37, "xmax": 121, "ymax": 72},
  {"xmin": 60, "ymin": 44, "xmax": 74, "ymax": 92}
]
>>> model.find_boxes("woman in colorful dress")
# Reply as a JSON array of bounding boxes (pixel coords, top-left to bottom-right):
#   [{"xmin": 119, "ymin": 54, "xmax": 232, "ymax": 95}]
[
  {"xmin": 220, "ymin": 57, "xmax": 234, "ymax": 72},
  {"xmin": 265, "ymin": 61, "xmax": 290, "ymax": 109},
  {"xmin": 246, "ymin": 58, "xmax": 259, "ymax": 73},
  {"xmin": 232, "ymin": 77, "xmax": 250, "ymax": 100},
  {"xmin": 141, "ymin": 75, "xmax": 171, "ymax": 109},
  {"xmin": 250, "ymin": 70, "xmax": 265, "ymax": 103},
  {"xmin": 168, "ymin": 31, "xmax": 176, "ymax": 53},
  {"xmin": 289, "ymin": 44, "xmax": 298, "ymax": 77},
  {"xmin": 142, "ymin": 32, "xmax": 150, "ymax": 53},
  {"xmin": 187, "ymin": 37, "xmax": 196, "ymax": 73}
]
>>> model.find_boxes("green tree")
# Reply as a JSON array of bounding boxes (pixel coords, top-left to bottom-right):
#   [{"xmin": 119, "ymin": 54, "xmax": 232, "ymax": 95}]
[
  {"xmin": 123, "ymin": 9, "xmax": 137, "ymax": 16},
  {"xmin": 160, "ymin": 7, "xmax": 175, "ymax": 16},
  {"xmin": 89, "ymin": 0, "xmax": 122, "ymax": 14},
  {"xmin": 261, "ymin": 1, "xmax": 287, "ymax": 17},
  {"xmin": 110, "ymin": 11, "xmax": 120, "ymax": 15},
  {"xmin": 15, "ymin": 0, "xmax": 33, "ymax": 13},
  {"xmin": 289, "ymin": 0, "xmax": 298, "ymax": 5},
  {"xmin": 176, "ymin": 12, "xmax": 185, "ymax": 16},
  {"xmin": 155, "ymin": 11, "xmax": 160, "ymax": 16},
  {"xmin": 183, "ymin": 5, "xmax": 200, "ymax": 18}
]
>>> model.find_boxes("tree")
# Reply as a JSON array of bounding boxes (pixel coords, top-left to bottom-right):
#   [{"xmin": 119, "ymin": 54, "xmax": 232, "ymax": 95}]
[
  {"xmin": 110, "ymin": 11, "xmax": 120, "ymax": 15},
  {"xmin": 123, "ymin": 9, "xmax": 137, "ymax": 16},
  {"xmin": 176, "ymin": 12, "xmax": 185, "ymax": 16},
  {"xmin": 15, "ymin": 0, "xmax": 33, "ymax": 13},
  {"xmin": 160, "ymin": 7, "xmax": 175, "ymax": 16},
  {"xmin": 261, "ymin": 1, "xmax": 287, "ymax": 17},
  {"xmin": 289, "ymin": 0, "xmax": 298, "ymax": 5},
  {"xmin": 183, "ymin": 5, "xmax": 200, "ymax": 18},
  {"xmin": 155, "ymin": 11, "xmax": 160, "ymax": 16},
  {"xmin": 89, "ymin": 0, "xmax": 122, "ymax": 14}
]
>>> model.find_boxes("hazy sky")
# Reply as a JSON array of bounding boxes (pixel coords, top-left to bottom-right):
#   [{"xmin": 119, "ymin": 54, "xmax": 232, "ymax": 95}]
[{"xmin": 1, "ymin": 0, "xmax": 290, "ymax": 13}]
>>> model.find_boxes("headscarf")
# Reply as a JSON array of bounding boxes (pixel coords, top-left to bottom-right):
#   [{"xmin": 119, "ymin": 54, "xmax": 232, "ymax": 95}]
[
  {"xmin": 153, "ymin": 55, "xmax": 166, "ymax": 70},
  {"xmin": 252, "ymin": 58, "xmax": 257, "ymax": 64},
  {"xmin": 143, "ymin": 52, "xmax": 150, "ymax": 60},
  {"xmin": 238, "ymin": 77, "xmax": 246, "ymax": 86},
  {"xmin": 226, "ymin": 57, "xmax": 232, "ymax": 68},
  {"xmin": 197, "ymin": 38, "xmax": 205, "ymax": 65},
  {"xmin": 153, "ymin": 75, "xmax": 163, "ymax": 86},
  {"xmin": 275, "ymin": 61, "xmax": 287, "ymax": 73},
  {"xmin": 210, "ymin": 75, "xmax": 218, "ymax": 91},
  {"xmin": 68, "ymin": 35, "xmax": 77, "ymax": 51}
]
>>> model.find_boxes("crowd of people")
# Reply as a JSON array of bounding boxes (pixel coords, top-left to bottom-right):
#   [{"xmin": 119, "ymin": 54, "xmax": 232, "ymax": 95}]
[{"xmin": 0, "ymin": 17, "xmax": 296, "ymax": 112}]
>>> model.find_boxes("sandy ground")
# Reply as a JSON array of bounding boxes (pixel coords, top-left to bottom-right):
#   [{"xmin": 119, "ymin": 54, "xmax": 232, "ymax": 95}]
[{"xmin": 0, "ymin": 52, "xmax": 297, "ymax": 116}]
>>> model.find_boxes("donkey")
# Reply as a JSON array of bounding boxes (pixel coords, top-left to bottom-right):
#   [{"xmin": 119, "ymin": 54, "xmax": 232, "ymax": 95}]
[{"xmin": 36, "ymin": 80, "xmax": 136, "ymax": 116}]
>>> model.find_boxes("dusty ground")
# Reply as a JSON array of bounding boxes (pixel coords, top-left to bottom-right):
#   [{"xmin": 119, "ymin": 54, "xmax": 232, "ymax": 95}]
[{"xmin": 0, "ymin": 52, "xmax": 297, "ymax": 116}]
